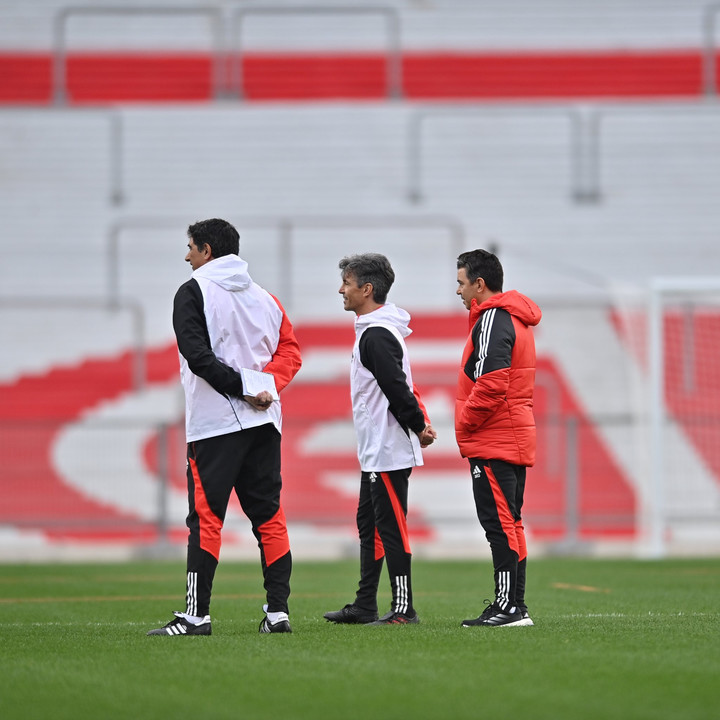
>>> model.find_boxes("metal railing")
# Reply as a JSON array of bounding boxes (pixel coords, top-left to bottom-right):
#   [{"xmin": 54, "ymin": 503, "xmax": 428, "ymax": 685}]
[
  {"xmin": 407, "ymin": 100, "xmax": 720, "ymax": 205},
  {"xmin": 52, "ymin": 5, "xmax": 228, "ymax": 105},
  {"xmin": 0, "ymin": 107, "xmax": 123, "ymax": 205},
  {"xmin": 22, "ymin": 100, "xmax": 715, "ymax": 215},
  {"xmin": 25, "ymin": 100, "xmax": 711, "ymax": 215},
  {"xmin": 703, "ymin": 2, "xmax": 720, "ymax": 96},
  {"xmin": 43, "ymin": 2, "xmax": 720, "ymax": 104},
  {"xmin": 107, "ymin": 213, "xmax": 465, "ymax": 311},
  {"xmin": 228, "ymin": 4, "xmax": 403, "ymax": 100},
  {"xmin": 405, "ymin": 103, "xmax": 596, "ymax": 204},
  {"xmin": 580, "ymin": 100, "xmax": 720, "ymax": 203},
  {"xmin": 51, "ymin": 3, "xmax": 402, "ymax": 104}
]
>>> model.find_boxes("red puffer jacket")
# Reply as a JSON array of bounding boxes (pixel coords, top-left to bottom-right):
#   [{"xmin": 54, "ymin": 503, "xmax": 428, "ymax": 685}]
[{"xmin": 455, "ymin": 290, "xmax": 541, "ymax": 465}]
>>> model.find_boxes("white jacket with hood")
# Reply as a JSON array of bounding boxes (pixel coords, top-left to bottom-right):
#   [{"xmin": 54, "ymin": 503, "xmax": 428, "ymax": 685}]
[
  {"xmin": 173, "ymin": 254, "xmax": 301, "ymax": 442},
  {"xmin": 351, "ymin": 303, "xmax": 426, "ymax": 472}
]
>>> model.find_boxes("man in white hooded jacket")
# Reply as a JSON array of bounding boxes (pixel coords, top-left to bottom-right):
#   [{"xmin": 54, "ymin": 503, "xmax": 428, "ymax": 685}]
[
  {"xmin": 324, "ymin": 253, "xmax": 436, "ymax": 625},
  {"xmin": 148, "ymin": 219, "xmax": 301, "ymax": 637}
]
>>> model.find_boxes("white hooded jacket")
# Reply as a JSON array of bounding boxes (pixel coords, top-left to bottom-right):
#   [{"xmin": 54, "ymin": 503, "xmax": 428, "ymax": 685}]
[
  {"xmin": 351, "ymin": 303, "xmax": 425, "ymax": 472},
  {"xmin": 173, "ymin": 254, "xmax": 301, "ymax": 442}
]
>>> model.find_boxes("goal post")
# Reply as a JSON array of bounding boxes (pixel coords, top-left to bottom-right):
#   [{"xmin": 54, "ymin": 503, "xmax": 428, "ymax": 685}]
[{"xmin": 646, "ymin": 277, "xmax": 720, "ymax": 557}]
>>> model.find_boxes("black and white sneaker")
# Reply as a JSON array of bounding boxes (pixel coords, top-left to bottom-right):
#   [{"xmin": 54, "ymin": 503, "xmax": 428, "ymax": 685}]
[
  {"xmin": 259, "ymin": 616, "xmax": 292, "ymax": 633},
  {"xmin": 147, "ymin": 612, "xmax": 212, "ymax": 636},
  {"xmin": 324, "ymin": 604, "xmax": 379, "ymax": 624},
  {"xmin": 259, "ymin": 606, "xmax": 292, "ymax": 634},
  {"xmin": 462, "ymin": 601, "xmax": 533, "ymax": 628}
]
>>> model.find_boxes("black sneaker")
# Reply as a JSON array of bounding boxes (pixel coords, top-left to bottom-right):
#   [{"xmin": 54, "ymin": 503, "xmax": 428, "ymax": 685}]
[
  {"xmin": 462, "ymin": 601, "xmax": 532, "ymax": 628},
  {"xmin": 324, "ymin": 604, "xmax": 379, "ymax": 624},
  {"xmin": 147, "ymin": 612, "xmax": 211, "ymax": 636},
  {"xmin": 368, "ymin": 610, "xmax": 419, "ymax": 625}
]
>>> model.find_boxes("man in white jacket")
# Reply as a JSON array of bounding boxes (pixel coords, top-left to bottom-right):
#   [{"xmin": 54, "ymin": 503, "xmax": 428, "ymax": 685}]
[
  {"xmin": 148, "ymin": 219, "xmax": 302, "ymax": 636},
  {"xmin": 324, "ymin": 253, "xmax": 436, "ymax": 625}
]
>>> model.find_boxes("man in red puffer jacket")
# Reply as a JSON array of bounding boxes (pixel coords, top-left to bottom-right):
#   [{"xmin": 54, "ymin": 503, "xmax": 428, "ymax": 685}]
[{"xmin": 454, "ymin": 249, "xmax": 542, "ymax": 628}]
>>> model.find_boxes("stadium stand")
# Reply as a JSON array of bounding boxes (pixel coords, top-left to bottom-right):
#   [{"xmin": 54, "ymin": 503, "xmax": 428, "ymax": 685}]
[{"xmin": 1, "ymin": 0, "xmax": 719, "ymax": 559}]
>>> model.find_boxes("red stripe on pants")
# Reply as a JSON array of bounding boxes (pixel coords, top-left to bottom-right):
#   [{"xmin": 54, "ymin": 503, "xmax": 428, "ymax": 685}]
[
  {"xmin": 374, "ymin": 527, "xmax": 385, "ymax": 561},
  {"xmin": 189, "ymin": 456, "xmax": 223, "ymax": 561},
  {"xmin": 515, "ymin": 518, "xmax": 527, "ymax": 562},
  {"xmin": 485, "ymin": 465, "xmax": 521, "ymax": 556},
  {"xmin": 258, "ymin": 506, "xmax": 291, "ymax": 566},
  {"xmin": 380, "ymin": 472, "xmax": 411, "ymax": 554}
]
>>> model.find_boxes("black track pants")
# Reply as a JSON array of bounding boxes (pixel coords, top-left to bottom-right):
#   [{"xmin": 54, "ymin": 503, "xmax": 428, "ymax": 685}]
[
  {"xmin": 469, "ymin": 458, "xmax": 528, "ymax": 611},
  {"xmin": 185, "ymin": 424, "xmax": 292, "ymax": 617},
  {"xmin": 355, "ymin": 468, "xmax": 414, "ymax": 616}
]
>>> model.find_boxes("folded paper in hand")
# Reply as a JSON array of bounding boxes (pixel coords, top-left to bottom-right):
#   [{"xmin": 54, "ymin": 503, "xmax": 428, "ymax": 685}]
[{"xmin": 241, "ymin": 368, "xmax": 279, "ymax": 401}]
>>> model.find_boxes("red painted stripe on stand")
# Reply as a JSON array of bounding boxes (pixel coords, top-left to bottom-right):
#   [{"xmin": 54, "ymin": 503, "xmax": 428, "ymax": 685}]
[
  {"xmin": 403, "ymin": 51, "xmax": 704, "ymax": 100},
  {"xmin": 0, "ymin": 50, "xmax": 715, "ymax": 104},
  {"xmin": 1, "ymin": 319, "xmax": 639, "ymax": 543}
]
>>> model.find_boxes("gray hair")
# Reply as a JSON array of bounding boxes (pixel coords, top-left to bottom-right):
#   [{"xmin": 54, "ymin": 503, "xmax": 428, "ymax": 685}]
[{"xmin": 339, "ymin": 253, "xmax": 395, "ymax": 304}]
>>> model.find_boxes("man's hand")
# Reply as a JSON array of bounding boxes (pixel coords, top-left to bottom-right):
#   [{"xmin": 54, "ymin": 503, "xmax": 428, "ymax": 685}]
[
  {"xmin": 244, "ymin": 390, "xmax": 274, "ymax": 411},
  {"xmin": 417, "ymin": 423, "xmax": 437, "ymax": 448}
]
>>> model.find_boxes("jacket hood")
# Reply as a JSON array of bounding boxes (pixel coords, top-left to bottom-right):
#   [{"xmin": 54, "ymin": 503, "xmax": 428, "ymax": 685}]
[
  {"xmin": 356, "ymin": 303, "xmax": 413, "ymax": 338},
  {"xmin": 469, "ymin": 290, "xmax": 542, "ymax": 328},
  {"xmin": 192, "ymin": 254, "xmax": 252, "ymax": 292}
]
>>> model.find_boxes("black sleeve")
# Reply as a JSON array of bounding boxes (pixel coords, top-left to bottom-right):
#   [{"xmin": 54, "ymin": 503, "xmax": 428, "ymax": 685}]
[
  {"xmin": 172, "ymin": 279, "xmax": 245, "ymax": 396},
  {"xmin": 465, "ymin": 307, "xmax": 515, "ymax": 380},
  {"xmin": 359, "ymin": 327, "xmax": 426, "ymax": 434}
]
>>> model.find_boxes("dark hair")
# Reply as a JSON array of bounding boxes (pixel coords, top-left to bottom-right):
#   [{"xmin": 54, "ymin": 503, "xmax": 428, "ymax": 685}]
[
  {"xmin": 339, "ymin": 253, "xmax": 395, "ymax": 304},
  {"xmin": 187, "ymin": 218, "xmax": 239, "ymax": 258},
  {"xmin": 456, "ymin": 249, "xmax": 503, "ymax": 292}
]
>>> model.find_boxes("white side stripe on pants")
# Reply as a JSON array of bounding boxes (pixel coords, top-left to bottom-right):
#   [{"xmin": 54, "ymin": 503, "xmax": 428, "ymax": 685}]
[
  {"xmin": 497, "ymin": 570, "xmax": 510, "ymax": 610},
  {"xmin": 186, "ymin": 572, "xmax": 198, "ymax": 616},
  {"xmin": 393, "ymin": 575, "xmax": 409, "ymax": 614}
]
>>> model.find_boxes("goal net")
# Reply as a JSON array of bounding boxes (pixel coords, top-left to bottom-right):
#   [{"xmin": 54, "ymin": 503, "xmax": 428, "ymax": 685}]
[{"xmin": 640, "ymin": 278, "xmax": 720, "ymax": 555}]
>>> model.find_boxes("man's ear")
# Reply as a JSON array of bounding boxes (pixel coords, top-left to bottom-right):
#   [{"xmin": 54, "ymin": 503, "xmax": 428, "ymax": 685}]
[
  {"xmin": 203, "ymin": 243, "xmax": 213, "ymax": 260},
  {"xmin": 475, "ymin": 277, "xmax": 486, "ymax": 293}
]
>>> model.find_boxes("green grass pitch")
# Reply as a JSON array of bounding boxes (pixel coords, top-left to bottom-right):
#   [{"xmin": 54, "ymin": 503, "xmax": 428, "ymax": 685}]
[{"xmin": 1, "ymin": 557, "xmax": 718, "ymax": 720}]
